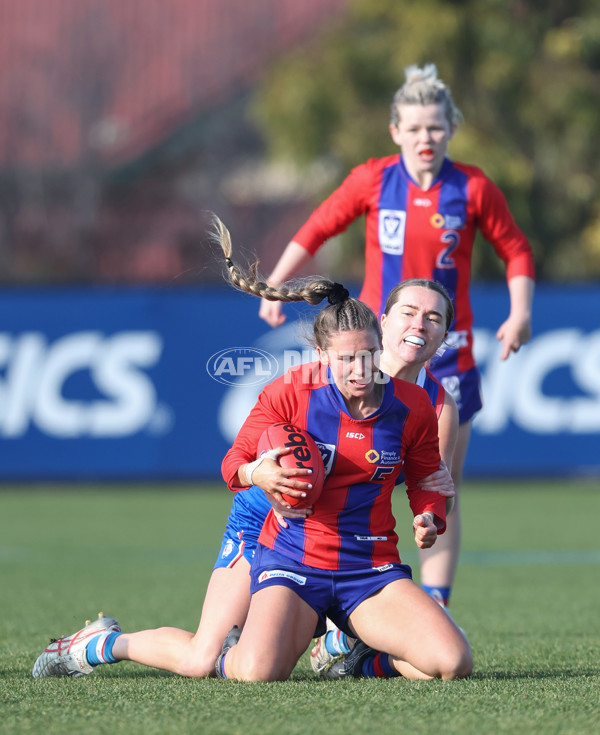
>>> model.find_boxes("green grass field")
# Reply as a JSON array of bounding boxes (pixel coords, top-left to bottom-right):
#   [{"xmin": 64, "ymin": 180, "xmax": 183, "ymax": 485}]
[{"xmin": 1, "ymin": 481, "xmax": 599, "ymax": 735}]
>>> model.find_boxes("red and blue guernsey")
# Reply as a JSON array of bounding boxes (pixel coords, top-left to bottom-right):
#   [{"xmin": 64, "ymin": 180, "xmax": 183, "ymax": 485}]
[
  {"xmin": 221, "ymin": 362, "xmax": 446, "ymax": 571},
  {"xmin": 292, "ymin": 155, "xmax": 535, "ymax": 375}
]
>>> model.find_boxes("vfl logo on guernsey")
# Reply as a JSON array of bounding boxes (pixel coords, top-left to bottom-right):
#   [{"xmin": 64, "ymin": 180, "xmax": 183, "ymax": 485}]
[
  {"xmin": 258, "ymin": 570, "xmax": 306, "ymax": 585},
  {"xmin": 379, "ymin": 209, "xmax": 406, "ymax": 255},
  {"xmin": 316, "ymin": 442, "xmax": 336, "ymax": 477}
]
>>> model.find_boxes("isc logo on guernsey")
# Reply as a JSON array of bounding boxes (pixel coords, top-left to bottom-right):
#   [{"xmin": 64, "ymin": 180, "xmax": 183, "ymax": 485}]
[{"xmin": 0, "ymin": 331, "xmax": 166, "ymax": 438}]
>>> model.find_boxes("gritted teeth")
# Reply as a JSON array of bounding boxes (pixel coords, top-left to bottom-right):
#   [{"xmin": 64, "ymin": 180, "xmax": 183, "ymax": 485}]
[{"xmin": 404, "ymin": 335, "xmax": 425, "ymax": 346}]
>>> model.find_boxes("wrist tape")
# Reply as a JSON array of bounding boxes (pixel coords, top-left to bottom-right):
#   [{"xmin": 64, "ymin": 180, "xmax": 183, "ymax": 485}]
[{"xmin": 244, "ymin": 448, "xmax": 281, "ymax": 486}]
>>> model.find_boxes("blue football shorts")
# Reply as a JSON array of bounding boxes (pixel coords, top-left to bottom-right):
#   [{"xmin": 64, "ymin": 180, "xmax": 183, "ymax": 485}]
[
  {"xmin": 250, "ymin": 543, "xmax": 413, "ymax": 638},
  {"xmin": 213, "ymin": 488, "xmax": 270, "ymax": 570},
  {"xmin": 430, "ymin": 364, "xmax": 483, "ymax": 424}
]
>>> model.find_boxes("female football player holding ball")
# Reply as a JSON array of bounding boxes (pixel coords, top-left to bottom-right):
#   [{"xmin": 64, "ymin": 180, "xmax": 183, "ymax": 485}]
[{"xmin": 214, "ymin": 218, "xmax": 470, "ymax": 681}]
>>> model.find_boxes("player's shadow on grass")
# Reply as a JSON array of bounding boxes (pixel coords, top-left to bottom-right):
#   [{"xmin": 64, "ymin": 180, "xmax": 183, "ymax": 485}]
[
  {"xmin": 99, "ymin": 670, "xmax": 337, "ymax": 682},
  {"xmin": 101, "ymin": 668, "xmax": 178, "ymax": 679},
  {"xmin": 94, "ymin": 666, "xmax": 600, "ymax": 681}
]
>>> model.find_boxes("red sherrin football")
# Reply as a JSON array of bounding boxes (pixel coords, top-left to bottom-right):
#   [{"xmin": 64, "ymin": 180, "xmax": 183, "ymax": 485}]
[{"xmin": 256, "ymin": 423, "xmax": 325, "ymax": 508}]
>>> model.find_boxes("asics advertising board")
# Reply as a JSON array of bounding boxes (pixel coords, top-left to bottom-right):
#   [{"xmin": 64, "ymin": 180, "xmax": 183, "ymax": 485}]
[{"xmin": 0, "ymin": 285, "xmax": 598, "ymax": 479}]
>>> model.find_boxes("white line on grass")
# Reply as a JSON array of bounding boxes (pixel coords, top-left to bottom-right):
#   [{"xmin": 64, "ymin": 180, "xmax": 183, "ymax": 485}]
[{"xmin": 2, "ymin": 547, "xmax": 600, "ymax": 565}]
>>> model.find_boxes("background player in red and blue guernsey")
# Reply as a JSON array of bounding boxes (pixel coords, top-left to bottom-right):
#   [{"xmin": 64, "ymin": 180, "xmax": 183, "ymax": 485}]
[
  {"xmin": 259, "ymin": 63, "xmax": 535, "ymax": 610},
  {"xmin": 214, "ymin": 224, "xmax": 471, "ymax": 682}
]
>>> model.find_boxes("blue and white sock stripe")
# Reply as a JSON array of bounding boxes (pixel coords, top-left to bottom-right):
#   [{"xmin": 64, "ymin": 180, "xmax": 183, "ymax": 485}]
[
  {"xmin": 325, "ymin": 628, "xmax": 352, "ymax": 655},
  {"xmin": 86, "ymin": 631, "xmax": 122, "ymax": 666},
  {"xmin": 423, "ymin": 585, "xmax": 451, "ymax": 607}
]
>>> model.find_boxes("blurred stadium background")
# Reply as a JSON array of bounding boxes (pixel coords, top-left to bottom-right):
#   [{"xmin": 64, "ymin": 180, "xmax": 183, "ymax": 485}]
[{"xmin": 0, "ymin": 0, "xmax": 599, "ymax": 482}]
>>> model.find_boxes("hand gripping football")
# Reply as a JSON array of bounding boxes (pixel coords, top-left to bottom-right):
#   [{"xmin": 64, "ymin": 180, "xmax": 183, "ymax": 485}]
[{"xmin": 257, "ymin": 423, "xmax": 325, "ymax": 508}]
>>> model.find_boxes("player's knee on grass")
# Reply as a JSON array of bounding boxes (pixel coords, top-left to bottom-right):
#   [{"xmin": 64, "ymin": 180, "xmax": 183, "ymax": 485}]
[
  {"xmin": 178, "ymin": 641, "xmax": 223, "ymax": 678},
  {"xmin": 228, "ymin": 648, "xmax": 292, "ymax": 682},
  {"xmin": 436, "ymin": 641, "xmax": 473, "ymax": 680},
  {"xmin": 178, "ymin": 659, "xmax": 216, "ymax": 678}
]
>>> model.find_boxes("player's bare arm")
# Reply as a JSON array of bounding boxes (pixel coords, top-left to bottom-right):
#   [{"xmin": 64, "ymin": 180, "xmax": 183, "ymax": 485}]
[
  {"xmin": 497, "ymin": 275, "xmax": 535, "ymax": 360},
  {"xmin": 259, "ymin": 241, "xmax": 313, "ymax": 327},
  {"xmin": 417, "ymin": 391, "xmax": 458, "ymax": 512}
]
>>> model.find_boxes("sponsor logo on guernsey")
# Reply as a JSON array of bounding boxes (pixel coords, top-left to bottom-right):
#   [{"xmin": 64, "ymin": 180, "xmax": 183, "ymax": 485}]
[
  {"xmin": 413, "ymin": 198, "xmax": 432, "ymax": 207},
  {"xmin": 373, "ymin": 563, "xmax": 394, "ymax": 572},
  {"xmin": 378, "ymin": 449, "xmax": 401, "ymax": 464},
  {"xmin": 365, "ymin": 449, "xmax": 401, "ymax": 465},
  {"xmin": 346, "ymin": 432, "xmax": 365, "ymax": 440},
  {"xmin": 379, "ymin": 209, "xmax": 406, "ymax": 255},
  {"xmin": 356, "ymin": 535, "xmax": 388, "ymax": 541},
  {"xmin": 430, "ymin": 213, "xmax": 464, "ymax": 230},
  {"xmin": 365, "ymin": 448, "xmax": 400, "ymax": 465},
  {"xmin": 258, "ymin": 570, "xmax": 306, "ymax": 585},
  {"xmin": 365, "ymin": 449, "xmax": 380, "ymax": 463}
]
